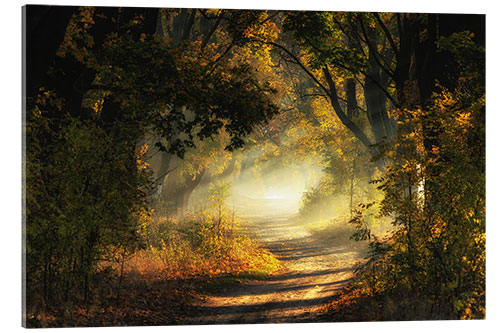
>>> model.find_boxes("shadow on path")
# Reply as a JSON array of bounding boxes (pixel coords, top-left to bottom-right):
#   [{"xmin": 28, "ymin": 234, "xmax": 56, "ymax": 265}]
[{"xmin": 183, "ymin": 212, "xmax": 365, "ymax": 324}]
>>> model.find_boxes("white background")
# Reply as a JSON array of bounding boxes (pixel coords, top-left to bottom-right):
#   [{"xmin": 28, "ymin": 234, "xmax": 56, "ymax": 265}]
[{"xmin": 2, "ymin": 0, "xmax": 498, "ymax": 332}]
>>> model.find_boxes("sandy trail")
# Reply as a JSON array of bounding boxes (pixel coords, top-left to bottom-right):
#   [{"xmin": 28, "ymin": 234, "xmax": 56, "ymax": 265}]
[{"xmin": 184, "ymin": 204, "xmax": 364, "ymax": 324}]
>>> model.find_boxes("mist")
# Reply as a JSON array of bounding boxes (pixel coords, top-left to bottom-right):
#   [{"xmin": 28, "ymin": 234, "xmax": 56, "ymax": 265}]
[{"xmin": 187, "ymin": 157, "xmax": 323, "ymax": 218}]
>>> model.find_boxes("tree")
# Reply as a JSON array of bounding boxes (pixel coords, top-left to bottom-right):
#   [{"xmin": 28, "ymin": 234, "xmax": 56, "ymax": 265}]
[
  {"xmin": 333, "ymin": 16, "xmax": 485, "ymax": 319},
  {"xmin": 24, "ymin": 5, "xmax": 279, "ymax": 309},
  {"xmin": 148, "ymin": 8, "xmax": 284, "ymax": 208}
]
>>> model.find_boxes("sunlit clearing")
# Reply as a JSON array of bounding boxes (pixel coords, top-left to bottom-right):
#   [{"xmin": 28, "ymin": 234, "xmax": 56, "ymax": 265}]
[
  {"xmin": 230, "ymin": 159, "xmax": 322, "ymax": 217},
  {"xmin": 265, "ymin": 195, "xmax": 286, "ymax": 199}
]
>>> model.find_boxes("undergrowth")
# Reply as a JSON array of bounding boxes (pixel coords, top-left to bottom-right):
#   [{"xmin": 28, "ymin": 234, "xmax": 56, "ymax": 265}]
[
  {"xmin": 26, "ymin": 206, "xmax": 280, "ymax": 327},
  {"xmin": 132, "ymin": 210, "xmax": 280, "ymax": 281}
]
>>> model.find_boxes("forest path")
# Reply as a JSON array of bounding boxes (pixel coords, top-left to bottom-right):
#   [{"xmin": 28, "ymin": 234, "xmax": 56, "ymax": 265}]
[{"xmin": 184, "ymin": 207, "xmax": 363, "ymax": 324}]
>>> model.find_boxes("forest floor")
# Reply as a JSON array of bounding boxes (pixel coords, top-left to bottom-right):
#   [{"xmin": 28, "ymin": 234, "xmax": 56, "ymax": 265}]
[
  {"xmin": 183, "ymin": 208, "xmax": 366, "ymax": 324},
  {"xmin": 27, "ymin": 200, "xmax": 367, "ymax": 327}
]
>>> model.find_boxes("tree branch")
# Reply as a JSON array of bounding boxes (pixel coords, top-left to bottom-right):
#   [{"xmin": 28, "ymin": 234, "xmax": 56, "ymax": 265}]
[
  {"xmin": 201, "ymin": 10, "xmax": 224, "ymax": 50},
  {"xmin": 322, "ymin": 67, "xmax": 375, "ymax": 154},
  {"xmin": 154, "ymin": 165, "xmax": 178, "ymax": 183},
  {"xmin": 181, "ymin": 9, "xmax": 197, "ymax": 41},
  {"xmin": 373, "ymin": 13, "xmax": 399, "ymax": 55},
  {"xmin": 265, "ymin": 41, "xmax": 331, "ymax": 96},
  {"xmin": 266, "ymin": 40, "xmax": 377, "ymax": 155},
  {"xmin": 331, "ymin": 16, "xmax": 367, "ymax": 58},
  {"xmin": 396, "ymin": 13, "xmax": 403, "ymax": 38},
  {"xmin": 198, "ymin": 9, "xmax": 220, "ymax": 20},
  {"xmin": 357, "ymin": 15, "xmax": 395, "ymax": 78}
]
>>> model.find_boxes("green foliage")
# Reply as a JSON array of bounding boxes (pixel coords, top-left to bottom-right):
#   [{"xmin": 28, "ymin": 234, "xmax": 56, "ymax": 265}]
[
  {"xmin": 299, "ymin": 180, "xmax": 334, "ymax": 219},
  {"xmin": 349, "ymin": 203, "xmax": 375, "ymax": 241},
  {"xmin": 438, "ymin": 31, "xmax": 485, "ymax": 86},
  {"xmin": 283, "ymin": 11, "xmax": 366, "ymax": 73},
  {"xmin": 299, "ymin": 144, "xmax": 379, "ymax": 227},
  {"xmin": 26, "ymin": 110, "xmax": 149, "ymax": 308},
  {"xmin": 93, "ymin": 31, "xmax": 279, "ymax": 156},
  {"xmin": 224, "ymin": 10, "xmax": 270, "ymax": 46},
  {"xmin": 135, "ymin": 182, "xmax": 278, "ymax": 280},
  {"xmin": 348, "ymin": 30, "xmax": 485, "ymax": 319}
]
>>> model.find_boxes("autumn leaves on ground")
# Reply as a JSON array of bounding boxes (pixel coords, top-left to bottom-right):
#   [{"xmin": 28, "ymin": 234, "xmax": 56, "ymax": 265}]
[{"xmin": 25, "ymin": 6, "xmax": 485, "ymax": 328}]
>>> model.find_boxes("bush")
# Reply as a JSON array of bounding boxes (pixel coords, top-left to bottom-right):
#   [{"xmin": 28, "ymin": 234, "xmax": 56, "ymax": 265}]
[{"xmin": 26, "ymin": 111, "xmax": 150, "ymax": 311}]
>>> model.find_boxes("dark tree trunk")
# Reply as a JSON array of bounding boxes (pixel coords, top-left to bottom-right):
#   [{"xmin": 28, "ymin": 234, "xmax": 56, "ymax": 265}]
[
  {"xmin": 201, "ymin": 12, "xmax": 223, "ymax": 49},
  {"xmin": 162, "ymin": 167, "xmax": 206, "ymax": 215},
  {"xmin": 172, "ymin": 8, "xmax": 189, "ymax": 42},
  {"xmin": 393, "ymin": 14, "xmax": 415, "ymax": 109},
  {"xmin": 364, "ymin": 26, "xmax": 390, "ymax": 144},
  {"xmin": 346, "ymin": 78, "xmax": 357, "ymax": 120},
  {"xmin": 379, "ymin": 46, "xmax": 395, "ymax": 140},
  {"xmin": 24, "ymin": 5, "xmax": 77, "ymax": 106},
  {"xmin": 182, "ymin": 9, "xmax": 197, "ymax": 41},
  {"xmin": 413, "ymin": 14, "xmax": 484, "ymax": 214}
]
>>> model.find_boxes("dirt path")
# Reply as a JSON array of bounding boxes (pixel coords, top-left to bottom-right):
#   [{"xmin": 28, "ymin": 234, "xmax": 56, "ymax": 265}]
[{"xmin": 184, "ymin": 210, "xmax": 364, "ymax": 324}]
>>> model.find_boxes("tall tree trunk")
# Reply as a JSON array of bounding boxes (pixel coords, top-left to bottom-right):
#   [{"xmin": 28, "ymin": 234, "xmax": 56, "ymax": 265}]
[
  {"xmin": 393, "ymin": 14, "xmax": 415, "ymax": 110},
  {"xmin": 364, "ymin": 26, "xmax": 389, "ymax": 144},
  {"xmin": 179, "ymin": 169, "xmax": 206, "ymax": 215},
  {"xmin": 172, "ymin": 8, "xmax": 189, "ymax": 42},
  {"xmin": 379, "ymin": 47, "xmax": 395, "ymax": 140},
  {"xmin": 346, "ymin": 78, "xmax": 357, "ymax": 120},
  {"xmin": 162, "ymin": 168, "xmax": 206, "ymax": 216},
  {"xmin": 182, "ymin": 9, "xmax": 197, "ymax": 41}
]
